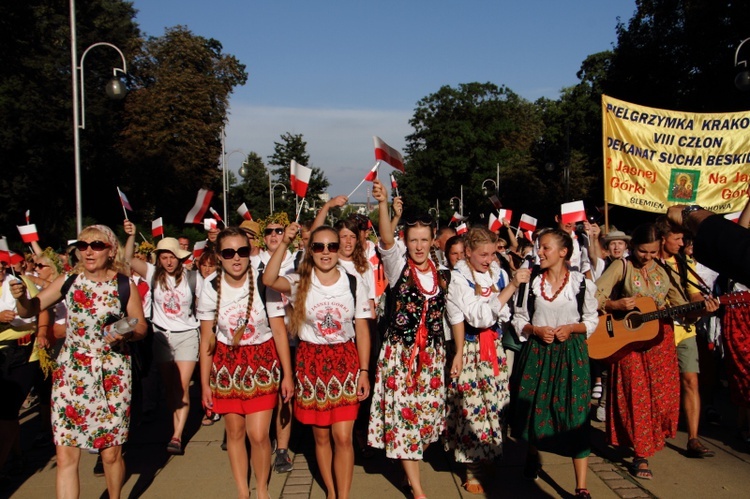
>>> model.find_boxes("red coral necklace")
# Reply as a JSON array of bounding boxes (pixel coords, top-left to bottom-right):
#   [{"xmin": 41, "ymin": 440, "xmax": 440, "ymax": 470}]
[
  {"xmin": 540, "ymin": 270, "xmax": 569, "ymax": 302},
  {"xmin": 408, "ymin": 258, "xmax": 438, "ymax": 295}
]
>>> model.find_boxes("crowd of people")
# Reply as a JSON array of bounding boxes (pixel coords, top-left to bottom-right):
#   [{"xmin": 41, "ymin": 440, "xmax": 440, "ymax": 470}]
[{"xmin": 1, "ymin": 181, "xmax": 749, "ymax": 498}]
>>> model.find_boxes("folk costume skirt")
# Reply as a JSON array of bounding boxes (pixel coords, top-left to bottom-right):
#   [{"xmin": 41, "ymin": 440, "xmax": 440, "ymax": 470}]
[
  {"xmin": 210, "ymin": 339, "xmax": 280, "ymax": 415},
  {"xmin": 723, "ymin": 305, "xmax": 750, "ymax": 407},
  {"xmin": 294, "ymin": 340, "xmax": 360, "ymax": 426},
  {"xmin": 512, "ymin": 334, "xmax": 591, "ymax": 459}
]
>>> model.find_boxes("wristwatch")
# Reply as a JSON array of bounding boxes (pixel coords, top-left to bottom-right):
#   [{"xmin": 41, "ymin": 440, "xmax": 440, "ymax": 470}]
[{"xmin": 681, "ymin": 205, "xmax": 703, "ymax": 229}]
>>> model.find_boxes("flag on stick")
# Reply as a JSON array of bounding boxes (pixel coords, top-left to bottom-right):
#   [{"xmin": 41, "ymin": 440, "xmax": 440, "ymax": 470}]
[
  {"xmin": 117, "ymin": 186, "xmax": 132, "ymax": 219},
  {"xmin": 450, "ymin": 212, "xmax": 466, "ymax": 224},
  {"xmin": 25, "ymin": 210, "xmax": 30, "ymax": 224},
  {"xmin": 373, "ymin": 136, "xmax": 404, "ymax": 172},
  {"xmin": 17, "ymin": 224, "xmax": 39, "ymax": 243},
  {"xmin": 498, "ymin": 209, "xmax": 513, "ymax": 224},
  {"xmin": 488, "ymin": 195, "xmax": 502, "ymax": 210},
  {"xmin": 518, "ymin": 214, "xmax": 537, "ymax": 232},
  {"xmin": 193, "ymin": 240, "xmax": 206, "ymax": 259},
  {"xmin": 347, "ymin": 162, "xmax": 381, "ymax": 199},
  {"xmin": 488, "ymin": 213, "xmax": 502, "ymax": 232},
  {"xmin": 290, "ymin": 160, "xmax": 312, "ymax": 198},
  {"xmin": 456, "ymin": 223, "xmax": 468, "ymax": 235},
  {"xmin": 152, "ymin": 217, "xmax": 164, "ymax": 238},
  {"xmin": 204, "ymin": 219, "xmax": 217, "ymax": 231},
  {"xmin": 560, "ymin": 200, "xmax": 586, "ymax": 226},
  {"xmin": 185, "ymin": 189, "xmax": 214, "ymax": 224},
  {"xmin": 390, "ymin": 174, "xmax": 399, "ymax": 197},
  {"xmin": 237, "ymin": 203, "xmax": 252, "ymax": 221},
  {"xmin": 209, "ymin": 207, "xmax": 224, "ymax": 226}
]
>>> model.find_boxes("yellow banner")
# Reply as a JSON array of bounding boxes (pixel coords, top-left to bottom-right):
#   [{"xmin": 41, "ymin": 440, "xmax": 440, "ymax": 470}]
[{"xmin": 602, "ymin": 95, "xmax": 750, "ymax": 214}]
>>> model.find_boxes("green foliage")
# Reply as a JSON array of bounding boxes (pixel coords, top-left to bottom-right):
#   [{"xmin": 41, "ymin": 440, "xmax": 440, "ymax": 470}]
[{"xmin": 228, "ymin": 151, "xmax": 271, "ymax": 223}]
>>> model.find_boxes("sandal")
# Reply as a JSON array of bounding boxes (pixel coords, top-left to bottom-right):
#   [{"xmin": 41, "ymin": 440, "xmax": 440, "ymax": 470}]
[
  {"xmin": 463, "ymin": 477, "xmax": 484, "ymax": 494},
  {"xmin": 523, "ymin": 452, "xmax": 541, "ymax": 480},
  {"xmin": 591, "ymin": 383, "xmax": 603, "ymax": 400},
  {"xmin": 575, "ymin": 488, "xmax": 592, "ymax": 498},
  {"xmin": 201, "ymin": 410, "xmax": 220, "ymax": 426},
  {"xmin": 630, "ymin": 458, "xmax": 652, "ymax": 480},
  {"xmin": 166, "ymin": 437, "xmax": 183, "ymax": 455},
  {"xmin": 686, "ymin": 438, "xmax": 715, "ymax": 458}
]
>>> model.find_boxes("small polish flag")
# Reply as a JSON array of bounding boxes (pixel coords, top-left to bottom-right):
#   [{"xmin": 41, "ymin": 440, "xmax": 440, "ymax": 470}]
[
  {"xmin": 724, "ymin": 211, "xmax": 741, "ymax": 223},
  {"xmin": 498, "ymin": 209, "xmax": 512, "ymax": 224},
  {"xmin": 185, "ymin": 189, "xmax": 214, "ymax": 224},
  {"xmin": 193, "ymin": 240, "xmax": 206, "ymax": 259},
  {"xmin": 560, "ymin": 200, "xmax": 586, "ymax": 226},
  {"xmin": 152, "ymin": 217, "xmax": 164, "ymax": 238},
  {"xmin": 364, "ymin": 162, "xmax": 379, "ymax": 181},
  {"xmin": 390, "ymin": 174, "xmax": 398, "ymax": 189},
  {"xmin": 450, "ymin": 212, "xmax": 466, "ymax": 224},
  {"xmin": 117, "ymin": 187, "xmax": 133, "ymax": 211},
  {"xmin": 209, "ymin": 207, "xmax": 223, "ymax": 223},
  {"xmin": 525, "ymin": 230, "xmax": 534, "ymax": 241},
  {"xmin": 373, "ymin": 136, "xmax": 405, "ymax": 172},
  {"xmin": 488, "ymin": 195, "xmax": 502, "ymax": 210},
  {"xmin": 237, "ymin": 203, "xmax": 252, "ymax": 221},
  {"xmin": 488, "ymin": 213, "xmax": 502, "ymax": 232},
  {"xmin": 204, "ymin": 219, "xmax": 217, "ymax": 231},
  {"xmin": 456, "ymin": 223, "xmax": 468, "ymax": 235},
  {"xmin": 519, "ymin": 214, "xmax": 537, "ymax": 232},
  {"xmin": 290, "ymin": 160, "xmax": 312, "ymax": 198},
  {"xmin": 17, "ymin": 224, "xmax": 39, "ymax": 243},
  {"xmin": 25, "ymin": 210, "xmax": 30, "ymax": 224}
]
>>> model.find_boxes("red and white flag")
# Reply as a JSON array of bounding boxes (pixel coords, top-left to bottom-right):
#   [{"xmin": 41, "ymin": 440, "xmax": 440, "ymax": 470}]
[
  {"xmin": 498, "ymin": 209, "xmax": 512, "ymax": 224},
  {"xmin": 390, "ymin": 174, "xmax": 398, "ymax": 189},
  {"xmin": 17, "ymin": 224, "xmax": 39, "ymax": 243},
  {"xmin": 525, "ymin": 230, "xmax": 534, "ymax": 241},
  {"xmin": 450, "ymin": 212, "xmax": 466, "ymax": 224},
  {"xmin": 290, "ymin": 160, "xmax": 312, "ymax": 198},
  {"xmin": 237, "ymin": 203, "xmax": 252, "ymax": 221},
  {"xmin": 724, "ymin": 211, "xmax": 741, "ymax": 223},
  {"xmin": 373, "ymin": 136, "xmax": 404, "ymax": 172},
  {"xmin": 117, "ymin": 186, "xmax": 133, "ymax": 211},
  {"xmin": 152, "ymin": 217, "xmax": 164, "ymax": 238},
  {"xmin": 488, "ymin": 213, "xmax": 502, "ymax": 232},
  {"xmin": 204, "ymin": 219, "xmax": 217, "ymax": 231},
  {"xmin": 364, "ymin": 162, "xmax": 379, "ymax": 181},
  {"xmin": 519, "ymin": 214, "xmax": 537, "ymax": 232},
  {"xmin": 209, "ymin": 207, "xmax": 223, "ymax": 223},
  {"xmin": 25, "ymin": 210, "xmax": 30, "ymax": 224},
  {"xmin": 488, "ymin": 195, "xmax": 502, "ymax": 210},
  {"xmin": 560, "ymin": 200, "xmax": 586, "ymax": 226},
  {"xmin": 185, "ymin": 189, "xmax": 214, "ymax": 224},
  {"xmin": 456, "ymin": 223, "xmax": 468, "ymax": 235},
  {"xmin": 193, "ymin": 240, "xmax": 207, "ymax": 259},
  {"xmin": 0, "ymin": 237, "xmax": 21, "ymax": 265}
]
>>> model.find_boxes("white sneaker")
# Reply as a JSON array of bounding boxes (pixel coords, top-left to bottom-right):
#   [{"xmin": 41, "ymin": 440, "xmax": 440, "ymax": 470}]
[{"xmin": 596, "ymin": 405, "xmax": 606, "ymax": 422}]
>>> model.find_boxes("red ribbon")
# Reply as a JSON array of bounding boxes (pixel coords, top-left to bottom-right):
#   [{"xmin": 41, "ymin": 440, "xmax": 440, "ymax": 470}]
[
  {"xmin": 478, "ymin": 328, "xmax": 499, "ymax": 376},
  {"xmin": 406, "ymin": 302, "xmax": 429, "ymax": 385}
]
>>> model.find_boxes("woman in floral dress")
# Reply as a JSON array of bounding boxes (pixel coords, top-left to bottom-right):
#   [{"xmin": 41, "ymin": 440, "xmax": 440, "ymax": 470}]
[
  {"xmin": 511, "ymin": 229, "xmax": 598, "ymax": 499},
  {"xmin": 367, "ymin": 179, "xmax": 447, "ymax": 499},
  {"xmin": 263, "ymin": 223, "xmax": 371, "ymax": 499},
  {"xmin": 12, "ymin": 224, "xmax": 146, "ymax": 499},
  {"xmin": 444, "ymin": 227, "xmax": 528, "ymax": 494},
  {"xmin": 197, "ymin": 227, "xmax": 293, "ymax": 499}
]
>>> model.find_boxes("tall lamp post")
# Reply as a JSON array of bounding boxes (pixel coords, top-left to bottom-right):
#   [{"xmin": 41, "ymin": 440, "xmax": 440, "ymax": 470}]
[
  {"xmin": 270, "ymin": 183, "xmax": 287, "ymax": 214},
  {"xmin": 735, "ymin": 38, "xmax": 750, "ymax": 91},
  {"xmin": 70, "ymin": 0, "xmax": 127, "ymax": 234},
  {"xmin": 481, "ymin": 179, "xmax": 497, "ymax": 197},
  {"xmin": 223, "ymin": 146, "xmax": 245, "ymax": 222}
]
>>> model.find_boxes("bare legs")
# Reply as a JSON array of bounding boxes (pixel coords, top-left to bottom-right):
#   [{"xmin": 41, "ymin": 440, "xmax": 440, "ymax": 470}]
[
  {"xmin": 224, "ymin": 411, "xmax": 273, "ymax": 499},
  {"xmin": 101, "ymin": 445, "xmax": 126, "ymax": 499},
  {"xmin": 402, "ymin": 459, "xmax": 424, "ymax": 498},
  {"xmin": 681, "ymin": 371, "xmax": 701, "ymax": 441},
  {"xmin": 55, "ymin": 445, "xmax": 125, "ymax": 499},
  {"xmin": 160, "ymin": 360, "xmax": 196, "ymax": 444},
  {"xmin": 573, "ymin": 456, "xmax": 588, "ymax": 490},
  {"xmin": 312, "ymin": 421, "xmax": 355, "ymax": 499}
]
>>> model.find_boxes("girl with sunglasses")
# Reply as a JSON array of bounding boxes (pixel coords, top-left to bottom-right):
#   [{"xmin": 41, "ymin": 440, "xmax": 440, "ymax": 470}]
[
  {"xmin": 11, "ymin": 224, "xmax": 146, "ymax": 499},
  {"xmin": 444, "ymin": 227, "xmax": 530, "ymax": 494},
  {"xmin": 263, "ymin": 223, "xmax": 371, "ymax": 499},
  {"xmin": 124, "ymin": 220, "xmax": 198, "ymax": 455},
  {"xmin": 367, "ymin": 179, "xmax": 448, "ymax": 499},
  {"xmin": 197, "ymin": 227, "xmax": 293, "ymax": 499}
]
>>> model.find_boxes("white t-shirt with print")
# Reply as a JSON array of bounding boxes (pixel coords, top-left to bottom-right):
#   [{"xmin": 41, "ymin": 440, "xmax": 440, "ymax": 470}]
[
  {"xmin": 284, "ymin": 267, "xmax": 370, "ymax": 345},
  {"xmin": 338, "ymin": 259, "xmax": 375, "ymax": 302},
  {"xmin": 145, "ymin": 264, "xmax": 199, "ymax": 331}
]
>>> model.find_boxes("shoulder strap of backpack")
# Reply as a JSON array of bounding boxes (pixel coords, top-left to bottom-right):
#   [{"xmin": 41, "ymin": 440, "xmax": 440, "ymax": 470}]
[
  {"xmin": 346, "ymin": 272, "xmax": 357, "ymax": 309},
  {"xmin": 576, "ymin": 274, "xmax": 587, "ymax": 322},
  {"xmin": 116, "ymin": 273, "xmax": 131, "ymax": 317},
  {"xmin": 293, "ymin": 251, "xmax": 304, "ymax": 271},
  {"xmin": 526, "ymin": 265, "xmax": 542, "ymax": 319},
  {"xmin": 60, "ymin": 273, "xmax": 79, "ymax": 298},
  {"xmin": 256, "ymin": 269, "xmax": 268, "ymax": 310}
]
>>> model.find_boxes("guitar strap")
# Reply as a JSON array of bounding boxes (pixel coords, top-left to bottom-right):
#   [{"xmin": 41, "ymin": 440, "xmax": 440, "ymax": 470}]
[{"xmin": 656, "ymin": 258, "xmax": 709, "ymax": 299}]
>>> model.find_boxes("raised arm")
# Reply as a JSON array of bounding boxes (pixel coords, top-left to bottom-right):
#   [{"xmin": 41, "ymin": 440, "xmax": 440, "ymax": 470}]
[
  {"xmin": 123, "ymin": 220, "xmax": 148, "ymax": 276},
  {"xmin": 11, "ymin": 273, "xmax": 66, "ymax": 318},
  {"xmin": 311, "ymin": 195, "xmax": 348, "ymax": 231},
  {"xmin": 261, "ymin": 223, "xmax": 298, "ymax": 294},
  {"xmin": 372, "ymin": 179, "xmax": 394, "ymax": 249}
]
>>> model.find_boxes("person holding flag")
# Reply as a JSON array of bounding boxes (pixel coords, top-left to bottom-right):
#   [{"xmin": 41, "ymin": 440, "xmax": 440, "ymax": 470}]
[{"xmin": 367, "ymin": 178, "xmax": 447, "ymax": 499}]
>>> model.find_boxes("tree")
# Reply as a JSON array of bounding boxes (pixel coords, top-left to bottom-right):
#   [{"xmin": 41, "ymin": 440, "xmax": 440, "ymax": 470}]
[
  {"xmin": 117, "ymin": 25, "xmax": 248, "ymax": 228},
  {"xmin": 401, "ymin": 82, "xmax": 545, "ymax": 224},
  {"xmin": 267, "ymin": 132, "xmax": 329, "ymax": 216},
  {"xmin": 229, "ymin": 151, "xmax": 271, "ymax": 223}
]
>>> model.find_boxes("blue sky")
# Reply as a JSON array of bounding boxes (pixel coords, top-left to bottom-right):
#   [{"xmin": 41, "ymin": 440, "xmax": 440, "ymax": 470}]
[{"xmin": 132, "ymin": 0, "xmax": 636, "ymax": 203}]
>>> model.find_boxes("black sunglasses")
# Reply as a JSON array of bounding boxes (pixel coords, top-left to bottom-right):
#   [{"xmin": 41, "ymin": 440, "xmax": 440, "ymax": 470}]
[
  {"xmin": 404, "ymin": 214, "xmax": 434, "ymax": 226},
  {"xmin": 310, "ymin": 242, "xmax": 340, "ymax": 253},
  {"xmin": 220, "ymin": 246, "xmax": 251, "ymax": 259},
  {"xmin": 34, "ymin": 263, "xmax": 50, "ymax": 269},
  {"xmin": 74, "ymin": 240, "xmax": 110, "ymax": 252},
  {"xmin": 264, "ymin": 227, "xmax": 284, "ymax": 236}
]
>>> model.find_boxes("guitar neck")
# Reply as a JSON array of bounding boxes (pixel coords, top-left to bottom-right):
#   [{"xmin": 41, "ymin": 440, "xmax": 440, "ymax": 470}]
[{"xmin": 641, "ymin": 301, "xmax": 705, "ymax": 323}]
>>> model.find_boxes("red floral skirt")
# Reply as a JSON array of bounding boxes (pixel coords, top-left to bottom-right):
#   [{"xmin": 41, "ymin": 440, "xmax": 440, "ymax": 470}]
[
  {"xmin": 295, "ymin": 341, "xmax": 360, "ymax": 426},
  {"xmin": 210, "ymin": 339, "xmax": 280, "ymax": 415},
  {"xmin": 723, "ymin": 306, "xmax": 750, "ymax": 407}
]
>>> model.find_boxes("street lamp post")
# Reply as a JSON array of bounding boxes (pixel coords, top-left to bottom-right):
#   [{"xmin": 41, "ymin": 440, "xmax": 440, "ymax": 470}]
[
  {"xmin": 735, "ymin": 38, "xmax": 750, "ymax": 91},
  {"xmin": 223, "ymin": 147, "xmax": 245, "ymax": 222},
  {"xmin": 70, "ymin": 0, "xmax": 127, "ymax": 234},
  {"xmin": 481, "ymin": 179, "xmax": 497, "ymax": 197},
  {"xmin": 270, "ymin": 183, "xmax": 287, "ymax": 214}
]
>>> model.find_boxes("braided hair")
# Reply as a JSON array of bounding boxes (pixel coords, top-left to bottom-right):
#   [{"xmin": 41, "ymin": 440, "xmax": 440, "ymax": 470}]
[{"xmin": 464, "ymin": 227, "xmax": 500, "ymax": 295}]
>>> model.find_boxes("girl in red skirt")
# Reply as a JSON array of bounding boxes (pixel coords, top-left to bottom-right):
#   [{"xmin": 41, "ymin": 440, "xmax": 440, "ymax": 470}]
[
  {"xmin": 263, "ymin": 223, "xmax": 371, "ymax": 499},
  {"xmin": 197, "ymin": 227, "xmax": 294, "ymax": 499}
]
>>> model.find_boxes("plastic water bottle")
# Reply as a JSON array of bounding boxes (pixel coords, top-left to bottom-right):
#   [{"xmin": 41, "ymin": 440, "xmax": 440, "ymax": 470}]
[{"xmin": 103, "ymin": 317, "xmax": 139, "ymax": 337}]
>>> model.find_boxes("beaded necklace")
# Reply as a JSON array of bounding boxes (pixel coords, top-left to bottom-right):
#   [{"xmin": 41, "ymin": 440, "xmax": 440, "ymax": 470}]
[
  {"xmin": 540, "ymin": 270, "xmax": 569, "ymax": 302},
  {"xmin": 407, "ymin": 258, "xmax": 438, "ymax": 296}
]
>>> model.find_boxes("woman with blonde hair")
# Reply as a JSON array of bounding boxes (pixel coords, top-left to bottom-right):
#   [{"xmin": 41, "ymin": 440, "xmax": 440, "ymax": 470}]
[
  {"xmin": 263, "ymin": 222, "xmax": 371, "ymax": 499},
  {"xmin": 11, "ymin": 224, "xmax": 147, "ymax": 499}
]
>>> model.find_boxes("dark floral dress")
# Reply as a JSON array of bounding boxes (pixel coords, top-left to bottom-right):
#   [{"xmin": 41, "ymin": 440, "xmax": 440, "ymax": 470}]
[
  {"xmin": 53, "ymin": 274, "xmax": 131, "ymax": 449},
  {"xmin": 368, "ymin": 262, "xmax": 447, "ymax": 460}
]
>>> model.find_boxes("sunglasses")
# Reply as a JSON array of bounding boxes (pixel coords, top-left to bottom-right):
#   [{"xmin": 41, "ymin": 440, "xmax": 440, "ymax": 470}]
[
  {"xmin": 74, "ymin": 240, "xmax": 110, "ymax": 252},
  {"xmin": 310, "ymin": 242, "xmax": 340, "ymax": 253},
  {"xmin": 404, "ymin": 215, "xmax": 434, "ymax": 226},
  {"xmin": 34, "ymin": 263, "xmax": 50, "ymax": 269},
  {"xmin": 220, "ymin": 246, "xmax": 251, "ymax": 259},
  {"xmin": 264, "ymin": 227, "xmax": 284, "ymax": 236}
]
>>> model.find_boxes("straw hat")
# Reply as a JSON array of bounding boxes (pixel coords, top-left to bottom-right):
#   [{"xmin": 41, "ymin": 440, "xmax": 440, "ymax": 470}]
[
  {"xmin": 603, "ymin": 230, "xmax": 631, "ymax": 244},
  {"xmin": 155, "ymin": 237, "xmax": 191, "ymax": 260},
  {"xmin": 240, "ymin": 220, "xmax": 260, "ymax": 238}
]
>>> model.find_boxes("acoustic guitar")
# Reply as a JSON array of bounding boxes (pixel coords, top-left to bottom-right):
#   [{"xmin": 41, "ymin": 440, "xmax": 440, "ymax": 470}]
[{"xmin": 587, "ymin": 291, "xmax": 750, "ymax": 362}]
